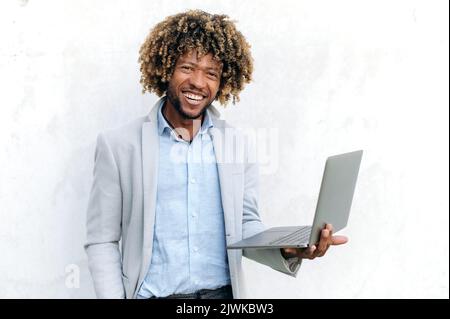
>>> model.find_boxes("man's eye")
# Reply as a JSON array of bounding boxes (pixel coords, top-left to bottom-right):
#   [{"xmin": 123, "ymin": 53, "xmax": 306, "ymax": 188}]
[
  {"xmin": 181, "ymin": 66, "xmax": 192, "ymax": 71},
  {"xmin": 208, "ymin": 72, "xmax": 218, "ymax": 78}
]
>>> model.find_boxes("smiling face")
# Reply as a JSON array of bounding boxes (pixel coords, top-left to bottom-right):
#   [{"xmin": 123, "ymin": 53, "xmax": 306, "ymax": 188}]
[{"xmin": 166, "ymin": 50, "xmax": 222, "ymax": 120}]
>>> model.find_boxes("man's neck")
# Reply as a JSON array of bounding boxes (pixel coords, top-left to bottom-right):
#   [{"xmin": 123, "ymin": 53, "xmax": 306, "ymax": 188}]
[{"xmin": 162, "ymin": 101, "xmax": 203, "ymax": 142}]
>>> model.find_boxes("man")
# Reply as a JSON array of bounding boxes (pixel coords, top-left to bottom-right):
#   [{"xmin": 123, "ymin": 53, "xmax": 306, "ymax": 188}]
[{"xmin": 84, "ymin": 10, "xmax": 347, "ymax": 299}]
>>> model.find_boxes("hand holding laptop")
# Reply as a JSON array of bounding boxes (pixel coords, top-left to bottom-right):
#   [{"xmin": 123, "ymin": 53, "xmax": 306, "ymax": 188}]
[
  {"xmin": 227, "ymin": 150, "xmax": 363, "ymax": 256},
  {"xmin": 280, "ymin": 223, "xmax": 348, "ymax": 260}
]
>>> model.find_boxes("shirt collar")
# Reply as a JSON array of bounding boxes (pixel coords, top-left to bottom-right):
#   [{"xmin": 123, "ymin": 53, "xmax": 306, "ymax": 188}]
[
  {"xmin": 199, "ymin": 106, "xmax": 214, "ymax": 134},
  {"xmin": 157, "ymin": 99, "xmax": 171, "ymax": 136}
]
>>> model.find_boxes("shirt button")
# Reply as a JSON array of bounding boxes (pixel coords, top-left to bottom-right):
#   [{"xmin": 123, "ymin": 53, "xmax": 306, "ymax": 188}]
[
  {"xmin": 190, "ymin": 178, "xmax": 196, "ymax": 184},
  {"xmin": 193, "ymin": 247, "xmax": 198, "ymax": 252},
  {"xmin": 191, "ymin": 213, "xmax": 197, "ymax": 218}
]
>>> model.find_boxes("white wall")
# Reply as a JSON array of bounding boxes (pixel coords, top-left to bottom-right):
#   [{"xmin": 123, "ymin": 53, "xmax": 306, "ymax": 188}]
[{"xmin": 0, "ymin": 0, "xmax": 448, "ymax": 298}]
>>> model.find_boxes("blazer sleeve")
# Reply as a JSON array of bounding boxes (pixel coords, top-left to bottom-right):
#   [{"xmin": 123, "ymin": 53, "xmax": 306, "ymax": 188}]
[
  {"xmin": 241, "ymin": 160, "xmax": 302, "ymax": 277},
  {"xmin": 84, "ymin": 133, "xmax": 125, "ymax": 298}
]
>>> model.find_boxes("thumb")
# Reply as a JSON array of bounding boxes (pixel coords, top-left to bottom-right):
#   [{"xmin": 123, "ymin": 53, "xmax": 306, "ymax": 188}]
[{"xmin": 331, "ymin": 235, "xmax": 348, "ymax": 245}]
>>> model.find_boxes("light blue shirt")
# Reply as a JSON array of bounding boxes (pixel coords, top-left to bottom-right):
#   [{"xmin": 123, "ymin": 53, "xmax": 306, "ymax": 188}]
[{"xmin": 137, "ymin": 101, "xmax": 231, "ymax": 298}]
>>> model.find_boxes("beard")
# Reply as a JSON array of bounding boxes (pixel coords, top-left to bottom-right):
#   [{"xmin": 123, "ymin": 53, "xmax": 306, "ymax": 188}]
[{"xmin": 166, "ymin": 83, "xmax": 212, "ymax": 120}]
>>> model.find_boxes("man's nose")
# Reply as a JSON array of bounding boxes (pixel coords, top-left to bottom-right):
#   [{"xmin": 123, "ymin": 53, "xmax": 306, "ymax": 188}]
[{"xmin": 189, "ymin": 70, "xmax": 207, "ymax": 89}]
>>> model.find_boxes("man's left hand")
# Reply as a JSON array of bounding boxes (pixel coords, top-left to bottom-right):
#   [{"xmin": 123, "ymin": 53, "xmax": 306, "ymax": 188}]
[{"xmin": 280, "ymin": 224, "xmax": 348, "ymax": 260}]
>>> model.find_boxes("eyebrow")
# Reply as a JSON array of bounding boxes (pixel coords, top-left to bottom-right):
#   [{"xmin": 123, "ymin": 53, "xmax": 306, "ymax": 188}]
[{"xmin": 178, "ymin": 59, "xmax": 222, "ymax": 72}]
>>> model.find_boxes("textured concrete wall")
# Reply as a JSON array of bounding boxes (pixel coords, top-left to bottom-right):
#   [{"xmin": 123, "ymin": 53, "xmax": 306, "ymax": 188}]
[{"xmin": 0, "ymin": 0, "xmax": 448, "ymax": 298}]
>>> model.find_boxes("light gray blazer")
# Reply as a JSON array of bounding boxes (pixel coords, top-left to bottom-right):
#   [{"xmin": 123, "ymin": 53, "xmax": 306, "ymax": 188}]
[{"xmin": 84, "ymin": 98, "xmax": 300, "ymax": 299}]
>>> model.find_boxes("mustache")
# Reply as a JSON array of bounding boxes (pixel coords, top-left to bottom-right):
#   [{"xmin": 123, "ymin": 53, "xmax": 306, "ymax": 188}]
[{"xmin": 181, "ymin": 87, "xmax": 208, "ymax": 98}]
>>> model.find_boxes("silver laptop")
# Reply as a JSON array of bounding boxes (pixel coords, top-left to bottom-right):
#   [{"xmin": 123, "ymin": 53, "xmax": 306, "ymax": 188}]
[{"xmin": 227, "ymin": 150, "xmax": 363, "ymax": 249}]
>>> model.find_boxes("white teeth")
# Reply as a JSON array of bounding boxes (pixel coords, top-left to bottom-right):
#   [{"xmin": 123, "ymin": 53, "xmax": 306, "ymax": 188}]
[{"xmin": 183, "ymin": 92, "xmax": 204, "ymax": 100}]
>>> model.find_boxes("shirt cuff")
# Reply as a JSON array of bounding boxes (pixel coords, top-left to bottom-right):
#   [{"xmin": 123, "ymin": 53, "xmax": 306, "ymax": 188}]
[{"xmin": 279, "ymin": 250, "xmax": 302, "ymax": 273}]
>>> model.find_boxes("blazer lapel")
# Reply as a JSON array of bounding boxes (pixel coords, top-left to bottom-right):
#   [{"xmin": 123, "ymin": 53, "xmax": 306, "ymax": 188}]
[
  {"xmin": 137, "ymin": 99, "xmax": 162, "ymax": 293},
  {"xmin": 210, "ymin": 111, "xmax": 236, "ymax": 241},
  {"xmin": 210, "ymin": 107, "xmax": 241, "ymax": 297}
]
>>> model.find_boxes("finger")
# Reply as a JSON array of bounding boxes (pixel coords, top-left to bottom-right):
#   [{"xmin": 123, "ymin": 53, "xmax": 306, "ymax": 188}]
[
  {"xmin": 317, "ymin": 229, "xmax": 329, "ymax": 253},
  {"xmin": 318, "ymin": 229, "xmax": 332, "ymax": 257},
  {"xmin": 318, "ymin": 243, "xmax": 330, "ymax": 257},
  {"xmin": 326, "ymin": 224, "xmax": 334, "ymax": 247},
  {"xmin": 326, "ymin": 224, "xmax": 333, "ymax": 236},
  {"xmin": 300, "ymin": 246, "xmax": 312, "ymax": 259},
  {"xmin": 313, "ymin": 245, "xmax": 324, "ymax": 258},
  {"xmin": 304, "ymin": 245, "xmax": 317, "ymax": 259},
  {"xmin": 331, "ymin": 235, "xmax": 348, "ymax": 245}
]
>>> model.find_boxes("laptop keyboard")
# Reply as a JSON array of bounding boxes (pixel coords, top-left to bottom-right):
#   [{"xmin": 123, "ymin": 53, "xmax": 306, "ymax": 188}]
[{"xmin": 269, "ymin": 226, "xmax": 312, "ymax": 245}]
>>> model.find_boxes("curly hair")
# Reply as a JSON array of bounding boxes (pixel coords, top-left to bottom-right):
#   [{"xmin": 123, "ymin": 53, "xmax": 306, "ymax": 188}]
[{"xmin": 138, "ymin": 10, "xmax": 253, "ymax": 105}]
